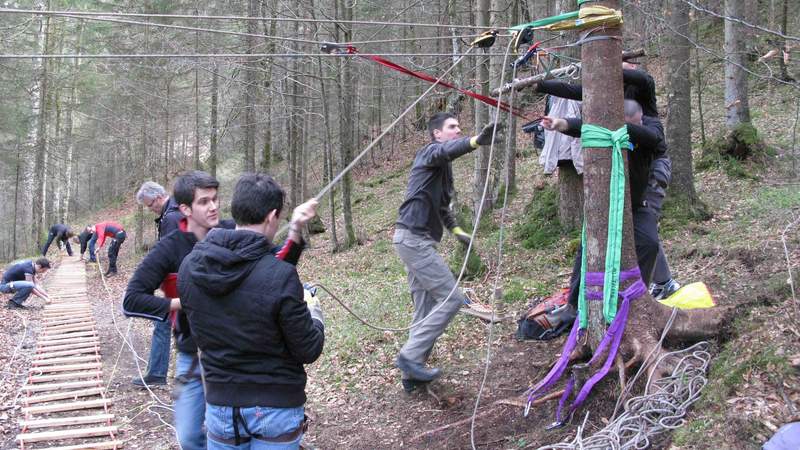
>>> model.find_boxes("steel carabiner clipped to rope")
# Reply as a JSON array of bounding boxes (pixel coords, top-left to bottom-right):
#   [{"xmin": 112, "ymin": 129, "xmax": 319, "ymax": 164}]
[{"xmin": 319, "ymin": 42, "xmax": 356, "ymax": 55}]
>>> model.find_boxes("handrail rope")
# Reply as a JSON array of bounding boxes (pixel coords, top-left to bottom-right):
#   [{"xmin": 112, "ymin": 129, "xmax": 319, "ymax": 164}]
[
  {"xmin": 306, "ymin": 48, "xmax": 507, "ymax": 333},
  {"xmin": 0, "ymin": 8, "xmax": 512, "ymax": 31},
  {"xmin": 95, "ymin": 252, "xmax": 176, "ymax": 433},
  {"xmin": 0, "ymin": 52, "xmax": 524, "ymax": 59},
  {"xmin": 470, "ymin": 37, "xmax": 518, "ymax": 450}
]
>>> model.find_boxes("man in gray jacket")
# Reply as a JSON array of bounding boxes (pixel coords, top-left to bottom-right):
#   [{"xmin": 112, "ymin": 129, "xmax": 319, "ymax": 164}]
[{"xmin": 393, "ymin": 112, "xmax": 499, "ymax": 392}]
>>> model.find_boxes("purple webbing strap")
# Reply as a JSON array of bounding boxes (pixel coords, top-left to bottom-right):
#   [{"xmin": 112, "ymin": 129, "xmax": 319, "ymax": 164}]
[
  {"xmin": 525, "ymin": 315, "xmax": 582, "ymax": 407},
  {"xmin": 565, "ymin": 278, "xmax": 647, "ymax": 416}
]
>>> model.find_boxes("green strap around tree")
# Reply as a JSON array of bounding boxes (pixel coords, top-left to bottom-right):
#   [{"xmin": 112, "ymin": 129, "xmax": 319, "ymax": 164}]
[
  {"xmin": 510, "ymin": 11, "xmax": 579, "ymax": 31},
  {"xmin": 576, "ymin": 124, "xmax": 631, "ymax": 328}
]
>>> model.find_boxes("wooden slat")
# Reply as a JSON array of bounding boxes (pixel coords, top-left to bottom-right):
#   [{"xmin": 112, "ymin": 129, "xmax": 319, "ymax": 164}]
[
  {"xmin": 16, "ymin": 425, "xmax": 117, "ymax": 443},
  {"xmin": 30, "ymin": 362, "xmax": 102, "ymax": 373},
  {"xmin": 39, "ymin": 439, "xmax": 124, "ymax": 450},
  {"xmin": 23, "ymin": 387, "xmax": 104, "ymax": 405},
  {"xmin": 37, "ymin": 342, "xmax": 98, "ymax": 353},
  {"xmin": 38, "ymin": 331, "xmax": 97, "ymax": 341},
  {"xmin": 38, "ymin": 337, "xmax": 99, "ymax": 347},
  {"xmin": 29, "ymin": 371, "xmax": 102, "ymax": 383},
  {"xmin": 33, "ymin": 355, "xmax": 99, "ymax": 366},
  {"xmin": 23, "ymin": 379, "xmax": 102, "ymax": 393},
  {"xmin": 44, "ymin": 317, "xmax": 94, "ymax": 326},
  {"xmin": 44, "ymin": 324, "xmax": 96, "ymax": 334},
  {"xmin": 36, "ymin": 347, "xmax": 99, "ymax": 359},
  {"xmin": 22, "ymin": 398, "xmax": 110, "ymax": 415},
  {"xmin": 20, "ymin": 413, "xmax": 114, "ymax": 429}
]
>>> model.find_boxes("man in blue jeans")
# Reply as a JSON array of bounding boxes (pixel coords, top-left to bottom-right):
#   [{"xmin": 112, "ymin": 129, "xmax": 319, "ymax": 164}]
[
  {"xmin": 180, "ymin": 173, "xmax": 323, "ymax": 449},
  {"xmin": 125, "ymin": 171, "xmax": 314, "ymax": 449},
  {"xmin": 131, "ymin": 180, "xmax": 184, "ymax": 388},
  {"xmin": 1, "ymin": 258, "xmax": 52, "ymax": 307}
]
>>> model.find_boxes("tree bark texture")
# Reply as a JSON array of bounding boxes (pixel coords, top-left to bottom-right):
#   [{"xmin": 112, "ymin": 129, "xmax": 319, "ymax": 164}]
[
  {"xmin": 338, "ymin": 0, "xmax": 358, "ymax": 247},
  {"xmin": 472, "ymin": 0, "xmax": 494, "ymax": 220},
  {"xmin": 723, "ymin": 0, "xmax": 752, "ymax": 128}
]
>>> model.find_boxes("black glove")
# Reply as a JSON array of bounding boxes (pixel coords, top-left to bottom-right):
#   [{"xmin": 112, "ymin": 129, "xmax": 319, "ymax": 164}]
[
  {"xmin": 451, "ymin": 227, "xmax": 472, "ymax": 246},
  {"xmin": 474, "ymin": 123, "xmax": 505, "ymax": 146}
]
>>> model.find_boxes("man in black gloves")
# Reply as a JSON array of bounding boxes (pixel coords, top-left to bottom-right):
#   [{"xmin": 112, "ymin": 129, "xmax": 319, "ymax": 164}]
[
  {"xmin": 179, "ymin": 173, "xmax": 322, "ymax": 449},
  {"xmin": 393, "ymin": 112, "xmax": 501, "ymax": 392}
]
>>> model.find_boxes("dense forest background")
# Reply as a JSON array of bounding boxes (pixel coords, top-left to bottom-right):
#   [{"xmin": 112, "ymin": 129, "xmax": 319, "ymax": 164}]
[{"xmin": 0, "ymin": 0, "xmax": 797, "ymax": 258}]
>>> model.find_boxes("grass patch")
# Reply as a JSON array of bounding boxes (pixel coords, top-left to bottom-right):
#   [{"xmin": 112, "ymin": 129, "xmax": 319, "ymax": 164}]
[
  {"xmin": 697, "ymin": 123, "xmax": 773, "ymax": 179},
  {"xmin": 659, "ymin": 193, "xmax": 713, "ymax": 237},
  {"xmin": 701, "ymin": 345, "xmax": 792, "ymax": 409},
  {"xmin": 513, "ymin": 185, "xmax": 563, "ymax": 250}
]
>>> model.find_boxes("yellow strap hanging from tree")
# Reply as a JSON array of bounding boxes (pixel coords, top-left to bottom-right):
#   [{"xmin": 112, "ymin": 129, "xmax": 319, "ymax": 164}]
[{"xmin": 539, "ymin": 6, "xmax": 623, "ymax": 32}]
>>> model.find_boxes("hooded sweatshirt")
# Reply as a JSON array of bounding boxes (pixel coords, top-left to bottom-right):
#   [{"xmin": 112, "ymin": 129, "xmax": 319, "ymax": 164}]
[{"xmin": 178, "ymin": 228, "xmax": 324, "ymax": 408}]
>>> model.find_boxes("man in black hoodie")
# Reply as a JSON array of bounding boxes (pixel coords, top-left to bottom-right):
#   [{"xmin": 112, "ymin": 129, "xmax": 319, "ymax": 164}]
[
  {"xmin": 124, "ymin": 170, "xmax": 313, "ymax": 449},
  {"xmin": 180, "ymin": 173, "xmax": 323, "ymax": 449},
  {"xmin": 77, "ymin": 227, "xmax": 95, "ymax": 262}
]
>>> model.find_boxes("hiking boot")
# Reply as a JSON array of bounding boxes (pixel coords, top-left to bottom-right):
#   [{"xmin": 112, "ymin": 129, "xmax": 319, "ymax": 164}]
[
  {"xmin": 5, "ymin": 301, "xmax": 26, "ymax": 309},
  {"xmin": 650, "ymin": 279, "xmax": 681, "ymax": 301},
  {"xmin": 104, "ymin": 269, "xmax": 118, "ymax": 277},
  {"xmin": 132, "ymin": 375, "xmax": 167, "ymax": 388},
  {"xmin": 395, "ymin": 355, "xmax": 441, "ymax": 382},
  {"xmin": 401, "ymin": 378, "xmax": 430, "ymax": 393}
]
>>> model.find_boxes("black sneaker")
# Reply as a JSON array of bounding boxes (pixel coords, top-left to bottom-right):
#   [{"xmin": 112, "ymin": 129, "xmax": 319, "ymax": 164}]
[
  {"xmin": 6, "ymin": 301, "xmax": 26, "ymax": 309},
  {"xmin": 132, "ymin": 375, "xmax": 167, "ymax": 388}
]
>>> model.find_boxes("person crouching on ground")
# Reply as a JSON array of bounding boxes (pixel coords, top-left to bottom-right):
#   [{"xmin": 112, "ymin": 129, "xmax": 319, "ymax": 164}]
[{"xmin": 1, "ymin": 258, "xmax": 51, "ymax": 308}]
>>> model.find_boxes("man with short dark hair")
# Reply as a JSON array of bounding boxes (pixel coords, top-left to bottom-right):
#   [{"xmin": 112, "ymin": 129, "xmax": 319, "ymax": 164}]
[
  {"xmin": 393, "ymin": 112, "xmax": 500, "ymax": 392},
  {"xmin": 1, "ymin": 258, "xmax": 51, "ymax": 308},
  {"xmin": 180, "ymin": 173, "xmax": 322, "ymax": 449},
  {"xmin": 42, "ymin": 224, "xmax": 74, "ymax": 257},
  {"xmin": 130, "ymin": 180, "xmax": 185, "ymax": 388},
  {"xmin": 88, "ymin": 221, "xmax": 126, "ymax": 276}
]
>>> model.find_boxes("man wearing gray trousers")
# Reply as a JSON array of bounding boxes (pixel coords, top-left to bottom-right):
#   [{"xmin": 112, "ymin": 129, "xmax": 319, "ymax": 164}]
[{"xmin": 393, "ymin": 112, "xmax": 499, "ymax": 393}]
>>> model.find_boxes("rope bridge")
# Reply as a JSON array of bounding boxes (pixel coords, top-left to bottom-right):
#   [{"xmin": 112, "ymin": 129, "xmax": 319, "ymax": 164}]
[{"xmin": 15, "ymin": 258, "xmax": 122, "ymax": 450}]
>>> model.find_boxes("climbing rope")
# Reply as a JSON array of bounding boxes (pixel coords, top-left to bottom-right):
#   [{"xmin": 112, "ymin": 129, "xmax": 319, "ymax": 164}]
[
  {"xmin": 537, "ymin": 341, "xmax": 711, "ymax": 450},
  {"xmin": 94, "ymin": 253, "xmax": 176, "ymax": 432},
  {"xmin": 306, "ymin": 40, "xmax": 508, "ymax": 334},
  {"xmin": 470, "ymin": 36, "xmax": 519, "ymax": 450}
]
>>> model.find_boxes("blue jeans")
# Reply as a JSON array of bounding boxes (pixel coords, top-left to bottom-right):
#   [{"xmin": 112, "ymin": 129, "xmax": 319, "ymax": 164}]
[
  {"xmin": 205, "ymin": 404, "xmax": 304, "ymax": 450},
  {"xmin": 0, "ymin": 281, "xmax": 35, "ymax": 305},
  {"xmin": 146, "ymin": 320, "xmax": 171, "ymax": 378},
  {"xmin": 174, "ymin": 352, "xmax": 206, "ymax": 450}
]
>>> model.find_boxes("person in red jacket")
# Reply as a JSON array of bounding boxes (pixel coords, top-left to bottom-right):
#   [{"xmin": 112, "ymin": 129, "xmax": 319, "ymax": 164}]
[{"xmin": 87, "ymin": 221, "xmax": 126, "ymax": 276}]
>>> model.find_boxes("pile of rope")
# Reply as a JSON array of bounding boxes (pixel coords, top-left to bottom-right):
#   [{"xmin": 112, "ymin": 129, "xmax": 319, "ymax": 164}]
[{"xmin": 538, "ymin": 341, "xmax": 711, "ymax": 450}]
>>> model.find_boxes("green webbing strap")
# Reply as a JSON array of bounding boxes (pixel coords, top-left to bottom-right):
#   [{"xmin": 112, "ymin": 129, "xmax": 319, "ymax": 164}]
[
  {"xmin": 578, "ymin": 221, "xmax": 588, "ymax": 328},
  {"xmin": 510, "ymin": 11, "xmax": 579, "ymax": 31},
  {"xmin": 577, "ymin": 124, "xmax": 631, "ymax": 326}
]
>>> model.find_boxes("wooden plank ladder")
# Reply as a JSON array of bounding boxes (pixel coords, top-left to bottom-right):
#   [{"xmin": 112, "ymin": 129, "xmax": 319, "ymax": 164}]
[{"xmin": 15, "ymin": 258, "xmax": 123, "ymax": 450}]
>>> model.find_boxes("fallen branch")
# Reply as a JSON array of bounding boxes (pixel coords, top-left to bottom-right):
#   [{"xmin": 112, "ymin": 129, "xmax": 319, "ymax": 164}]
[{"xmin": 411, "ymin": 390, "xmax": 564, "ymax": 441}]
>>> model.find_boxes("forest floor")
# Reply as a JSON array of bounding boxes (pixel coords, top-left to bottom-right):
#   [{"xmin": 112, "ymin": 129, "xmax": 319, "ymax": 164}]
[{"xmin": 0, "ymin": 84, "xmax": 798, "ymax": 449}]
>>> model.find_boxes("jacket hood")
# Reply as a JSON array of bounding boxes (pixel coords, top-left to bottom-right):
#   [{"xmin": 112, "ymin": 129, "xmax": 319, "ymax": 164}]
[{"xmin": 189, "ymin": 228, "xmax": 272, "ymax": 296}]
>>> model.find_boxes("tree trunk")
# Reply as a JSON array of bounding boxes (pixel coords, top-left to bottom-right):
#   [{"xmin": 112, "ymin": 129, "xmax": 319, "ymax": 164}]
[
  {"xmin": 694, "ymin": 17, "xmax": 707, "ymax": 148},
  {"xmin": 337, "ymin": 0, "xmax": 358, "ymax": 248},
  {"xmin": 209, "ymin": 62, "xmax": 219, "ymax": 178},
  {"xmin": 243, "ymin": 0, "xmax": 259, "ymax": 172},
  {"xmin": 62, "ymin": 20, "xmax": 83, "ymax": 223},
  {"xmin": 32, "ymin": 6, "xmax": 52, "ymax": 251},
  {"xmin": 724, "ymin": 0, "xmax": 752, "ymax": 128},
  {"xmin": 472, "ymin": 0, "xmax": 493, "ymax": 220},
  {"xmin": 778, "ymin": 0, "xmax": 792, "ymax": 81},
  {"xmin": 318, "ymin": 56, "xmax": 340, "ymax": 251},
  {"xmin": 580, "ymin": 0, "xmax": 632, "ymax": 347},
  {"xmin": 13, "ymin": 143, "xmax": 21, "ymax": 259},
  {"xmin": 665, "ymin": 0, "xmax": 698, "ymax": 201},
  {"xmin": 260, "ymin": 0, "xmax": 278, "ymax": 172}
]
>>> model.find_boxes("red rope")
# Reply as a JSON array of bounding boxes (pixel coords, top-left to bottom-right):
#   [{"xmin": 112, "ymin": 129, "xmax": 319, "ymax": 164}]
[{"xmin": 344, "ymin": 45, "xmax": 529, "ymax": 119}]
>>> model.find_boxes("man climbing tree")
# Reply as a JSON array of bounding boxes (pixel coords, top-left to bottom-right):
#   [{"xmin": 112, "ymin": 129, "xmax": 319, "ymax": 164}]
[{"xmin": 393, "ymin": 112, "xmax": 501, "ymax": 393}]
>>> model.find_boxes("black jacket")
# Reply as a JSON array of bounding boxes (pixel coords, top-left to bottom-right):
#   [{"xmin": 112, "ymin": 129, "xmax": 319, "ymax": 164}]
[
  {"xmin": 563, "ymin": 117, "xmax": 666, "ymax": 209},
  {"xmin": 396, "ymin": 136, "xmax": 475, "ymax": 242},
  {"xmin": 123, "ymin": 220, "xmax": 301, "ymax": 355},
  {"xmin": 156, "ymin": 197, "xmax": 183, "ymax": 241},
  {"xmin": 535, "ymin": 69, "xmax": 658, "ymax": 117},
  {"xmin": 179, "ymin": 228, "xmax": 324, "ymax": 408},
  {"xmin": 78, "ymin": 230, "xmax": 94, "ymax": 256}
]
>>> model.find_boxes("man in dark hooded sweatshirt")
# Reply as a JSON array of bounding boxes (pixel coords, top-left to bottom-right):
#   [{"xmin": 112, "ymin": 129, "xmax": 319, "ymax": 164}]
[{"xmin": 179, "ymin": 173, "xmax": 323, "ymax": 449}]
